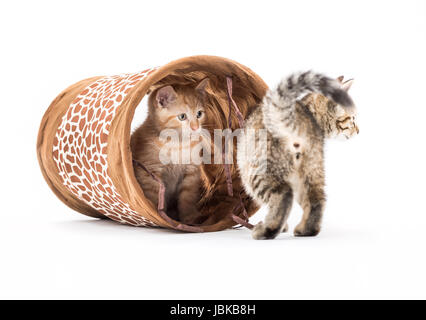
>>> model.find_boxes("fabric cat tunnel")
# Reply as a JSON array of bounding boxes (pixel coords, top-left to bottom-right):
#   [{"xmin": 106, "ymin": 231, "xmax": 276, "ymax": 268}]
[{"xmin": 37, "ymin": 55, "xmax": 267, "ymax": 232}]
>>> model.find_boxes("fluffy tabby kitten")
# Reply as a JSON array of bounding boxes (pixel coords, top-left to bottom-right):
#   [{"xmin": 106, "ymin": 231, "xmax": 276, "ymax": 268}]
[
  {"xmin": 131, "ymin": 79, "xmax": 209, "ymax": 224},
  {"xmin": 237, "ymin": 71, "xmax": 358, "ymax": 239}
]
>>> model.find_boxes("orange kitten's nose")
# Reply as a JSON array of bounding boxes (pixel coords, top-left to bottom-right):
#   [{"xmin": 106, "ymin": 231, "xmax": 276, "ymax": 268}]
[{"xmin": 190, "ymin": 122, "xmax": 199, "ymax": 131}]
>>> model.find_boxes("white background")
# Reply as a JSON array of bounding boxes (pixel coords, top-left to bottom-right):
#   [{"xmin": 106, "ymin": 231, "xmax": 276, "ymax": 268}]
[{"xmin": 0, "ymin": 0, "xmax": 425, "ymax": 299}]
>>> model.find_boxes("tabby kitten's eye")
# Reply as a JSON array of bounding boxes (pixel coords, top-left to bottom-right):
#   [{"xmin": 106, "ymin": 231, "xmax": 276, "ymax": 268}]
[
  {"xmin": 196, "ymin": 110, "xmax": 203, "ymax": 118},
  {"xmin": 177, "ymin": 113, "xmax": 187, "ymax": 121}
]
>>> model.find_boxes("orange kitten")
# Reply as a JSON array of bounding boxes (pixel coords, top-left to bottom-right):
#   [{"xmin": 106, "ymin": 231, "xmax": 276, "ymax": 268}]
[{"xmin": 130, "ymin": 79, "xmax": 209, "ymax": 224}]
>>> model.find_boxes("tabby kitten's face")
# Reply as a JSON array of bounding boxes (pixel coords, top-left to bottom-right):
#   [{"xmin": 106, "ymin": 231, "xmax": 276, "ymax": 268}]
[
  {"xmin": 154, "ymin": 79, "xmax": 209, "ymax": 136},
  {"xmin": 306, "ymin": 78, "xmax": 359, "ymax": 139},
  {"xmin": 331, "ymin": 102, "xmax": 359, "ymax": 139}
]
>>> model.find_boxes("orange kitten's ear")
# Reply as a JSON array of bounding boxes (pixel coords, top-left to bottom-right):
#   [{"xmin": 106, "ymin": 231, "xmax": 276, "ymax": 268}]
[
  {"xmin": 156, "ymin": 86, "xmax": 177, "ymax": 107},
  {"xmin": 195, "ymin": 78, "xmax": 210, "ymax": 95},
  {"xmin": 337, "ymin": 75, "xmax": 344, "ymax": 83},
  {"xmin": 342, "ymin": 79, "xmax": 354, "ymax": 92}
]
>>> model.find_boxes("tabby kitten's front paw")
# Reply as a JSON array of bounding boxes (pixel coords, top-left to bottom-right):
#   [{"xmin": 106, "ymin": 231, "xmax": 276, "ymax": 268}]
[
  {"xmin": 294, "ymin": 223, "xmax": 321, "ymax": 237},
  {"xmin": 252, "ymin": 222, "xmax": 280, "ymax": 240}
]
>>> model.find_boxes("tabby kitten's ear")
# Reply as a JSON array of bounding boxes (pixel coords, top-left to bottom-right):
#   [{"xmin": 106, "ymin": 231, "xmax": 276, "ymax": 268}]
[
  {"xmin": 337, "ymin": 75, "xmax": 345, "ymax": 83},
  {"xmin": 156, "ymin": 85, "xmax": 177, "ymax": 108},
  {"xmin": 195, "ymin": 78, "xmax": 210, "ymax": 96},
  {"xmin": 342, "ymin": 79, "xmax": 354, "ymax": 92}
]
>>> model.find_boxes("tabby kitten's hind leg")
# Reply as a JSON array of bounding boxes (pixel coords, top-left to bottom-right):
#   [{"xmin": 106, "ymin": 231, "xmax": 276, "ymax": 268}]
[
  {"xmin": 252, "ymin": 186, "xmax": 293, "ymax": 240},
  {"xmin": 294, "ymin": 182, "xmax": 325, "ymax": 237}
]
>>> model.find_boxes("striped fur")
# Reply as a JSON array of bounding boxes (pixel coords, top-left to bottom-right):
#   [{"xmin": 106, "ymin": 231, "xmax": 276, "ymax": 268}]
[{"xmin": 237, "ymin": 71, "xmax": 358, "ymax": 239}]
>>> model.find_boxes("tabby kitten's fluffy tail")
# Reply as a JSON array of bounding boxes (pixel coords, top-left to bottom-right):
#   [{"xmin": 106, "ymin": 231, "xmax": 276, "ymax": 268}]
[{"xmin": 274, "ymin": 70, "xmax": 354, "ymax": 109}]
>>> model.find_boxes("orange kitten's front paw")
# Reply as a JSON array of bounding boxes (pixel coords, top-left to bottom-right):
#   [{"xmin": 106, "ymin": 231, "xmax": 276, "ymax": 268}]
[
  {"xmin": 294, "ymin": 223, "xmax": 321, "ymax": 237},
  {"xmin": 179, "ymin": 211, "xmax": 201, "ymax": 225}
]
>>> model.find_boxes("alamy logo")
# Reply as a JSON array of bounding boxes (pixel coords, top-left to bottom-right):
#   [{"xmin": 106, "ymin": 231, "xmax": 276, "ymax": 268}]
[{"xmin": 157, "ymin": 128, "xmax": 268, "ymax": 174}]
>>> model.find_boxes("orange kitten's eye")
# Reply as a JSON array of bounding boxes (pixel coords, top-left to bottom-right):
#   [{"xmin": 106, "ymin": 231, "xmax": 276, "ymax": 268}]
[
  {"xmin": 196, "ymin": 110, "xmax": 203, "ymax": 118},
  {"xmin": 177, "ymin": 113, "xmax": 187, "ymax": 121}
]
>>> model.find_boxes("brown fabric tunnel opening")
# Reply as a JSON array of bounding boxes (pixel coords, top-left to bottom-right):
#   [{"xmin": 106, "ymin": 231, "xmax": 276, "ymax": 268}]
[{"xmin": 37, "ymin": 55, "xmax": 268, "ymax": 232}]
